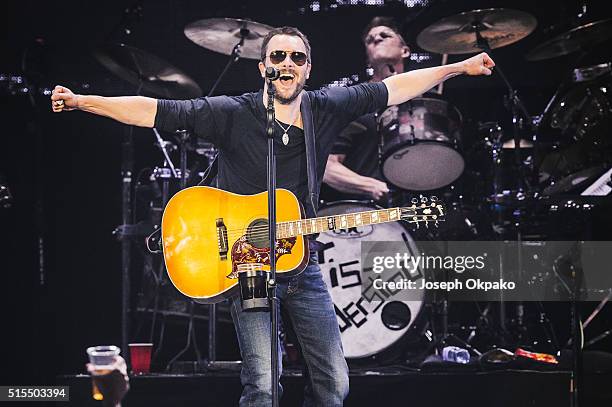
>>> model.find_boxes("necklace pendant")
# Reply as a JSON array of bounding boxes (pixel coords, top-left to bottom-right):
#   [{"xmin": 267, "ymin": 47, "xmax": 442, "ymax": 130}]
[{"xmin": 282, "ymin": 132, "xmax": 289, "ymax": 145}]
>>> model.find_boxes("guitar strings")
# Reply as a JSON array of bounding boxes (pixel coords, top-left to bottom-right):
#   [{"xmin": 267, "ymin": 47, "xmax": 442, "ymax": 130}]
[
  {"xmin": 219, "ymin": 209, "xmax": 438, "ymax": 235},
  {"xmin": 219, "ymin": 214, "xmax": 440, "ymax": 240},
  {"xmin": 216, "ymin": 206, "xmax": 433, "ymax": 235}
]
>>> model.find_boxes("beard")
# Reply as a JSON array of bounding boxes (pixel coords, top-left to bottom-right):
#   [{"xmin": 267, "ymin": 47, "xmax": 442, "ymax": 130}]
[{"xmin": 275, "ymin": 77, "xmax": 306, "ymax": 104}]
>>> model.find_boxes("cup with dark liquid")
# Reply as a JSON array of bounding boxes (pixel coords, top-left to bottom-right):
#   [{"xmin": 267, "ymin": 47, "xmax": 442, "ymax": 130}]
[
  {"xmin": 128, "ymin": 343, "xmax": 153, "ymax": 375},
  {"xmin": 86, "ymin": 345, "xmax": 121, "ymax": 401}
]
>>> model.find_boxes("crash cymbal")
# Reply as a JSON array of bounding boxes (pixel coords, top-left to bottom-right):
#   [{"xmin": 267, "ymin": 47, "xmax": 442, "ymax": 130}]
[
  {"xmin": 417, "ymin": 8, "xmax": 537, "ymax": 54},
  {"xmin": 94, "ymin": 43, "xmax": 202, "ymax": 99},
  {"xmin": 184, "ymin": 18, "xmax": 274, "ymax": 60},
  {"xmin": 526, "ymin": 19, "xmax": 612, "ymax": 61}
]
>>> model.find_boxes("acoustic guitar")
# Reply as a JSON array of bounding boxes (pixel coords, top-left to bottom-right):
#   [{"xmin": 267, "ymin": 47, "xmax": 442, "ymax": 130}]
[{"xmin": 161, "ymin": 186, "xmax": 444, "ymax": 303}]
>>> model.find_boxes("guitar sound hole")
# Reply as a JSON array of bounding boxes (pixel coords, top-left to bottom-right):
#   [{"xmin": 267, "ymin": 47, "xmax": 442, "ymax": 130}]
[{"xmin": 247, "ymin": 218, "xmax": 269, "ymax": 249}]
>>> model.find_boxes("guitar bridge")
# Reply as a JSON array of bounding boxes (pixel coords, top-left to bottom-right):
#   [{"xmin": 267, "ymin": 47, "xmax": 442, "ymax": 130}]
[{"xmin": 216, "ymin": 218, "xmax": 228, "ymax": 260}]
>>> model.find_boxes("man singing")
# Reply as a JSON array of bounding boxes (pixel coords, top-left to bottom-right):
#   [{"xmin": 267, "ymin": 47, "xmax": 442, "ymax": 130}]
[{"xmin": 51, "ymin": 26, "xmax": 494, "ymax": 406}]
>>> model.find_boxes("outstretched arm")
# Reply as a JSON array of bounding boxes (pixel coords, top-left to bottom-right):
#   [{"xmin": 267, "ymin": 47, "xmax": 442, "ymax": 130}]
[
  {"xmin": 383, "ymin": 52, "xmax": 495, "ymax": 106},
  {"xmin": 51, "ymin": 85, "xmax": 157, "ymax": 128}
]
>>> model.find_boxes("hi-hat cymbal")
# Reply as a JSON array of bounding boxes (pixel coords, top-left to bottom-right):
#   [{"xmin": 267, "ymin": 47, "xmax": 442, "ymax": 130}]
[
  {"xmin": 417, "ymin": 8, "xmax": 537, "ymax": 54},
  {"xmin": 526, "ymin": 19, "xmax": 612, "ymax": 61},
  {"xmin": 184, "ymin": 18, "xmax": 274, "ymax": 60},
  {"xmin": 94, "ymin": 43, "xmax": 202, "ymax": 99}
]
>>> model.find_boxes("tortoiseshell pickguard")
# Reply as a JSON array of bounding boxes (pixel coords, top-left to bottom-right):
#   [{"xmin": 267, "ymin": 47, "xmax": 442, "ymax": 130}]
[{"xmin": 228, "ymin": 235, "xmax": 297, "ymax": 279}]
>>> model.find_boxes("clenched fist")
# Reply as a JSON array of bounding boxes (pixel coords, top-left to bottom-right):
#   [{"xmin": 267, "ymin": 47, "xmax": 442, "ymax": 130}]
[
  {"xmin": 51, "ymin": 85, "xmax": 80, "ymax": 112},
  {"xmin": 460, "ymin": 52, "xmax": 496, "ymax": 76}
]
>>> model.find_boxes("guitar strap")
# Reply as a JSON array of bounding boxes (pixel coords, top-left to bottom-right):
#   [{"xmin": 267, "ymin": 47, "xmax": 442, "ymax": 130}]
[{"xmin": 300, "ymin": 91, "xmax": 319, "ymax": 217}]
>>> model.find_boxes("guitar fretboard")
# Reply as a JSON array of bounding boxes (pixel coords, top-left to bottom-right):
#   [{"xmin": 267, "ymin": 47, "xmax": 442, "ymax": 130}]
[{"xmin": 276, "ymin": 208, "xmax": 403, "ymax": 239}]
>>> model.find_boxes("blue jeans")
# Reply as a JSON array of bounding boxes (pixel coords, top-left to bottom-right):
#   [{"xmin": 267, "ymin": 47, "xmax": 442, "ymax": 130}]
[{"xmin": 230, "ymin": 255, "xmax": 349, "ymax": 406}]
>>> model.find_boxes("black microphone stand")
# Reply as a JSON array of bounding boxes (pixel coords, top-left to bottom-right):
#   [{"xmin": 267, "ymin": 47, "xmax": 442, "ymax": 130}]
[{"xmin": 265, "ymin": 77, "xmax": 281, "ymax": 407}]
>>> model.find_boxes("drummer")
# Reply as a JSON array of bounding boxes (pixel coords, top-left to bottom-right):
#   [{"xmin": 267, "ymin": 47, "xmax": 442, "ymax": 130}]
[{"xmin": 322, "ymin": 16, "xmax": 410, "ymax": 204}]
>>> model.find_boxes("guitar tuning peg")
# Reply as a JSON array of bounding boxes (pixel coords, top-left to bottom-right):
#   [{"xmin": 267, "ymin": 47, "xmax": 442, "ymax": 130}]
[
  {"xmin": 431, "ymin": 196, "xmax": 438, "ymax": 202},
  {"xmin": 420, "ymin": 196, "xmax": 428, "ymax": 203},
  {"xmin": 411, "ymin": 197, "xmax": 418, "ymax": 204}
]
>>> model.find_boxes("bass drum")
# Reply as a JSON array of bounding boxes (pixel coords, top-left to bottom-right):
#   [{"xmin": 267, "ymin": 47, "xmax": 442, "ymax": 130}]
[{"xmin": 316, "ymin": 201, "xmax": 426, "ymax": 360}]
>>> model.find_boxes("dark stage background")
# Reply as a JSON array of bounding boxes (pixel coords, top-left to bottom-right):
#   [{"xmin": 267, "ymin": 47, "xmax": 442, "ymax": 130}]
[{"xmin": 1, "ymin": 0, "xmax": 611, "ymax": 391}]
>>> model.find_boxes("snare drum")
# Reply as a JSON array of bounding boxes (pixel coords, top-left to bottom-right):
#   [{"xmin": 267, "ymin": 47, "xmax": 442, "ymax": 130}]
[
  {"xmin": 316, "ymin": 201, "xmax": 425, "ymax": 359},
  {"xmin": 378, "ymin": 94, "xmax": 464, "ymax": 191}
]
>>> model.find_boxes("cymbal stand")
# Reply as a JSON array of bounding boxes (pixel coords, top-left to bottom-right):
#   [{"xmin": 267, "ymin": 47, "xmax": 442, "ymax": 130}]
[
  {"xmin": 200, "ymin": 21, "xmax": 252, "ymax": 370},
  {"xmin": 473, "ymin": 24, "xmax": 535, "ymax": 345},
  {"xmin": 473, "ymin": 25, "xmax": 533, "ymax": 196},
  {"xmin": 428, "ymin": 242, "xmax": 483, "ymax": 358},
  {"xmin": 207, "ymin": 22, "xmax": 251, "ymax": 97},
  {"xmin": 165, "ymin": 130, "xmax": 207, "ymax": 370},
  {"xmin": 146, "ymin": 129, "xmax": 177, "ymax": 362},
  {"xmin": 113, "ymin": 80, "xmax": 144, "ymax": 366}
]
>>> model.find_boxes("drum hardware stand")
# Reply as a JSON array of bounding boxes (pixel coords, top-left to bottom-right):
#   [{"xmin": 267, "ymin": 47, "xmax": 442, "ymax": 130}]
[
  {"xmin": 473, "ymin": 23, "xmax": 534, "ymax": 199},
  {"xmin": 473, "ymin": 24, "xmax": 540, "ymax": 348},
  {"xmin": 584, "ymin": 289, "xmax": 612, "ymax": 348},
  {"xmin": 195, "ymin": 28, "xmax": 251, "ymax": 369},
  {"xmin": 109, "ymin": 10, "xmax": 145, "ymax": 361},
  {"xmin": 144, "ymin": 129, "xmax": 177, "ymax": 364},
  {"xmin": 569, "ymin": 263, "xmax": 583, "ymax": 407},
  {"xmin": 158, "ymin": 129, "xmax": 211, "ymax": 371},
  {"xmin": 429, "ymin": 297, "xmax": 483, "ymax": 358},
  {"xmin": 582, "ymin": 289, "xmax": 612, "ymax": 347},
  {"xmin": 194, "ymin": 23, "xmax": 248, "ymax": 371},
  {"xmin": 113, "ymin": 80, "xmax": 144, "ymax": 366},
  {"xmin": 207, "ymin": 22, "xmax": 250, "ymax": 97},
  {"xmin": 427, "ymin": 243, "xmax": 482, "ymax": 359}
]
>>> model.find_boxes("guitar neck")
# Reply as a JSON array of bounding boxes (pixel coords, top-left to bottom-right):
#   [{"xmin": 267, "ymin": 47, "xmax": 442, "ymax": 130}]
[{"xmin": 277, "ymin": 207, "xmax": 403, "ymax": 239}]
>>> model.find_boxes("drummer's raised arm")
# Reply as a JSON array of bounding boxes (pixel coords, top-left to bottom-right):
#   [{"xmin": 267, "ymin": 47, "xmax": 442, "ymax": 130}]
[{"xmin": 383, "ymin": 52, "xmax": 495, "ymax": 106}]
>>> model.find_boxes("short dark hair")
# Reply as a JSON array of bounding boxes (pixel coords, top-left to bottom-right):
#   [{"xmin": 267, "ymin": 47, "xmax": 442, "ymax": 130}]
[
  {"xmin": 260, "ymin": 26, "xmax": 312, "ymax": 63},
  {"xmin": 362, "ymin": 16, "xmax": 407, "ymax": 46}
]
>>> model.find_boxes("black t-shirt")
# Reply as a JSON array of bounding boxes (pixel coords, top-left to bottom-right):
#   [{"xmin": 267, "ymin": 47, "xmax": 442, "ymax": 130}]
[
  {"xmin": 154, "ymin": 82, "xmax": 388, "ymax": 215},
  {"xmin": 320, "ymin": 112, "xmax": 383, "ymax": 202}
]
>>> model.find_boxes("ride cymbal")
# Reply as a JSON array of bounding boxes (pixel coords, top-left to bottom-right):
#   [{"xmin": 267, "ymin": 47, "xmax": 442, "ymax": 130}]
[
  {"xmin": 526, "ymin": 19, "xmax": 612, "ymax": 61},
  {"xmin": 184, "ymin": 18, "xmax": 274, "ymax": 60},
  {"xmin": 417, "ymin": 8, "xmax": 537, "ymax": 54}
]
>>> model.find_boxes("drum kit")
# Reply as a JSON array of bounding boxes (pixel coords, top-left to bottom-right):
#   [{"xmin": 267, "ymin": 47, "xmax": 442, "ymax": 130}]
[{"xmin": 317, "ymin": 8, "xmax": 612, "ymax": 361}]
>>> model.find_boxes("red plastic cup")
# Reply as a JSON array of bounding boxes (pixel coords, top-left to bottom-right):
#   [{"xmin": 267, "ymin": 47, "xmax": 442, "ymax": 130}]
[{"xmin": 129, "ymin": 343, "xmax": 153, "ymax": 374}]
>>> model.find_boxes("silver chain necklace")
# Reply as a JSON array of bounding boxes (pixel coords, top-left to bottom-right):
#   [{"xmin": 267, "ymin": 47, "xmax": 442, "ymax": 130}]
[{"xmin": 275, "ymin": 115, "xmax": 298, "ymax": 146}]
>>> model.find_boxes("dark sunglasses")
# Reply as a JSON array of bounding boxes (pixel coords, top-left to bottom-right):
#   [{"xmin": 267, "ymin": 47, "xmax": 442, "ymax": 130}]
[{"xmin": 268, "ymin": 50, "xmax": 308, "ymax": 66}]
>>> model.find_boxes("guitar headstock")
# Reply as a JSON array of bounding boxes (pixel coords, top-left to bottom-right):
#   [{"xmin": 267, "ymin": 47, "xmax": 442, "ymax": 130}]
[{"xmin": 400, "ymin": 196, "xmax": 445, "ymax": 228}]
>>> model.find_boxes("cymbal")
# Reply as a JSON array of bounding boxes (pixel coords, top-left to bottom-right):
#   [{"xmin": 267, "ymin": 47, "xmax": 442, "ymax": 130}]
[
  {"xmin": 526, "ymin": 19, "xmax": 612, "ymax": 61},
  {"xmin": 417, "ymin": 8, "xmax": 537, "ymax": 54},
  {"xmin": 94, "ymin": 43, "xmax": 202, "ymax": 99},
  {"xmin": 184, "ymin": 18, "xmax": 274, "ymax": 60}
]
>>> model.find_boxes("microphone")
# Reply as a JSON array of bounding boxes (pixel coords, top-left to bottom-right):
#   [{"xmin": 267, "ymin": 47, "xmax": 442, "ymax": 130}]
[{"xmin": 265, "ymin": 67, "xmax": 280, "ymax": 81}]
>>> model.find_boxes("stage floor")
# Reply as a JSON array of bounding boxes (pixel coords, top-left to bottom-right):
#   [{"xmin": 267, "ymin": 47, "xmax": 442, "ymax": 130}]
[{"xmin": 58, "ymin": 367, "xmax": 612, "ymax": 406}]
